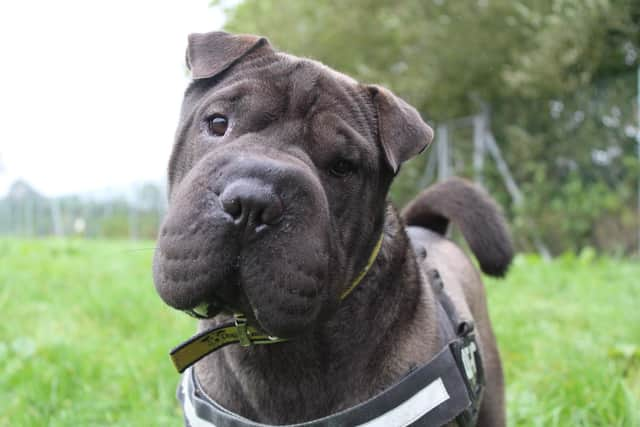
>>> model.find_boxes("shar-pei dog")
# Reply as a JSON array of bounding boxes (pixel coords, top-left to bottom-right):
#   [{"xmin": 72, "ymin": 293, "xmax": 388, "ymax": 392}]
[{"xmin": 153, "ymin": 31, "xmax": 513, "ymax": 427}]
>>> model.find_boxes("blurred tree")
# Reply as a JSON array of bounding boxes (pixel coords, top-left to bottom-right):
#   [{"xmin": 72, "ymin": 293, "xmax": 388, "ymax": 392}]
[{"xmin": 219, "ymin": 0, "xmax": 637, "ymax": 116}]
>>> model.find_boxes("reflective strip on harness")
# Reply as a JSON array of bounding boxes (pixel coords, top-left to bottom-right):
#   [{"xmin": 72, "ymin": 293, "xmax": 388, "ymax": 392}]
[{"xmin": 357, "ymin": 378, "xmax": 450, "ymax": 427}]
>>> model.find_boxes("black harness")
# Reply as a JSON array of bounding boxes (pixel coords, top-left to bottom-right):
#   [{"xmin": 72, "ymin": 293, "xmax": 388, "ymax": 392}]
[{"xmin": 176, "ymin": 268, "xmax": 485, "ymax": 427}]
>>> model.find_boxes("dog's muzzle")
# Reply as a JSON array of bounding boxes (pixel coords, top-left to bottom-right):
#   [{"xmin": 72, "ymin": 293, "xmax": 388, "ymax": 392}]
[{"xmin": 154, "ymin": 146, "xmax": 336, "ymax": 339}]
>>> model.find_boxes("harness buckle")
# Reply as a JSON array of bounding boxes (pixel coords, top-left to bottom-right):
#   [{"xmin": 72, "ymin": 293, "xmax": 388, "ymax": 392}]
[
  {"xmin": 234, "ymin": 314, "xmax": 252, "ymax": 347},
  {"xmin": 451, "ymin": 333, "xmax": 485, "ymax": 427}
]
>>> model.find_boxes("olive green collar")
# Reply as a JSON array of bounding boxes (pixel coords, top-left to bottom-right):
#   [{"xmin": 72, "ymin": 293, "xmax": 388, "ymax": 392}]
[
  {"xmin": 170, "ymin": 314, "xmax": 287, "ymax": 373},
  {"xmin": 169, "ymin": 232, "xmax": 385, "ymax": 373},
  {"xmin": 338, "ymin": 232, "xmax": 385, "ymax": 300}
]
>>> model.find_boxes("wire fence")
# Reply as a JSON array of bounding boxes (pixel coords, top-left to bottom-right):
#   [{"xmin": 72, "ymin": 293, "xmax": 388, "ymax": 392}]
[
  {"xmin": 392, "ymin": 70, "xmax": 640, "ymax": 256},
  {"xmin": 0, "ymin": 181, "xmax": 166, "ymax": 240}
]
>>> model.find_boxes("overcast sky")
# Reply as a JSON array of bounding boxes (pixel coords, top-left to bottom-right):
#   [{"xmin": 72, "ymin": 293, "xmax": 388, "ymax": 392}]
[{"xmin": 0, "ymin": 0, "xmax": 226, "ymax": 197}]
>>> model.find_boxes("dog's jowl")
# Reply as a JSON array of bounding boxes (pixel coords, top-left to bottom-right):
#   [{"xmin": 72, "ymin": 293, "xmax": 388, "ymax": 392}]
[{"xmin": 153, "ymin": 31, "xmax": 514, "ymax": 427}]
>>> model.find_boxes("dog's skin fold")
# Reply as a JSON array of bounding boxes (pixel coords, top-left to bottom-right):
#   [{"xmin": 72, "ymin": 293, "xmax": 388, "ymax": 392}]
[{"xmin": 153, "ymin": 31, "xmax": 513, "ymax": 426}]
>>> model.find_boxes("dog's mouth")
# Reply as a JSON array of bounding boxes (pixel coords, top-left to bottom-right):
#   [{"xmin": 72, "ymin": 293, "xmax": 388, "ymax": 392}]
[
  {"xmin": 153, "ymin": 220, "xmax": 331, "ymax": 339},
  {"xmin": 183, "ymin": 300, "xmax": 224, "ymax": 319},
  {"xmin": 178, "ymin": 278, "xmax": 323, "ymax": 339}
]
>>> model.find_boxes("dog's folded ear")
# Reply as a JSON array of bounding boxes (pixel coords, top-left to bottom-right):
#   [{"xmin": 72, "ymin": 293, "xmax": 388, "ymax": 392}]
[
  {"xmin": 368, "ymin": 85, "xmax": 434, "ymax": 174},
  {"xmin": 186, "ymin": 31, "xmax": 273, "ymax": 80}
]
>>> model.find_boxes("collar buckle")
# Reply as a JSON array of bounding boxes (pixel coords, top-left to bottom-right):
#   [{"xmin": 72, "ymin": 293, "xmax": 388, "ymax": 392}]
[{"xmin": 234, "ymin": 314, "xmax": 252, "ymax": 347}]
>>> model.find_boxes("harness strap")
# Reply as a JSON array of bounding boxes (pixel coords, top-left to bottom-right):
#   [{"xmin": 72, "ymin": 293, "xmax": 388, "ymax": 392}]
[
  {"xmin": 428, "ymin": 269, "xmax": 485, "ymax": 427},
  {"xmin": 179, "ymin": 337, "xmax": 477, "ymax": 427}
]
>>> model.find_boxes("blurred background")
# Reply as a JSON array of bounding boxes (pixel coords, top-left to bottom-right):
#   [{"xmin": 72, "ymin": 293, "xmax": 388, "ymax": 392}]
[
  {"xmin": 1, "ymin": 1, "xmax": 639, "ymax": 426},
  {"xmin": 1, "ymin": 0, "xmax": 639, "ymax": 257}
]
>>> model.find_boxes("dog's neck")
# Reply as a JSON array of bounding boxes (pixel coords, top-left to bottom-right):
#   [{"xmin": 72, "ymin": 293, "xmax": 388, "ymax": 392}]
[{"xmin": 194, "ymin": 208, "xmax": 440, "ymax": 425}]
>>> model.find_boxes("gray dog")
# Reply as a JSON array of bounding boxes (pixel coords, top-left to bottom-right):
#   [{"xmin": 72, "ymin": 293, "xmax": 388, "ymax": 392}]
[{"xmin": 153, "ymin": 31, "xmax": 513, "ymax": 427}]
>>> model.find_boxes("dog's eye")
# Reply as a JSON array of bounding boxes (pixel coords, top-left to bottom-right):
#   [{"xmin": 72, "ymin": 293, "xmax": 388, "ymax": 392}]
[
  {"xmin": 329, "ymin": 159, "xmax": 356, "ymax": 178},
  {"xmin": 206, "ymin": 114, "xmax": 229, "ymax": 137}
]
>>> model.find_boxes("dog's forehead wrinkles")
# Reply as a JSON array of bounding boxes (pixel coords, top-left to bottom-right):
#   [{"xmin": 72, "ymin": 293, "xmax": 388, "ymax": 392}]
[
  {"xmin": 219, "ymin": 52, "xmax": 374, "ymax": 140},
  {"xmin": 286, "ymin": 61, "xmax": 322, "ymax": 120},
  {"xmin": 281, "ymin": 59, "xmax": 376, "ymax": 145}
]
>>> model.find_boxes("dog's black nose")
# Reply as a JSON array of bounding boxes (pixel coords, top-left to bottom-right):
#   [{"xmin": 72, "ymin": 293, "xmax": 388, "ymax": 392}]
[{"xmin": 220, "ymin": 180, "xmax": 284, "ymax": 232}]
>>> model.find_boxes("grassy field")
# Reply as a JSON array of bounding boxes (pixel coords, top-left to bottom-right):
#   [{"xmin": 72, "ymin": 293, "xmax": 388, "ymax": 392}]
[{"xmin": 0, "ymin": 239, "xmax": 638, "ymax": 426}]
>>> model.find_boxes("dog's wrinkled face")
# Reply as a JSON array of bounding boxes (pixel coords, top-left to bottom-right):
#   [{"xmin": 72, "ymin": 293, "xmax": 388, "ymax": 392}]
[{"xmin": 153, "ymin": 32, "xmax": 433, "ymax": 338}]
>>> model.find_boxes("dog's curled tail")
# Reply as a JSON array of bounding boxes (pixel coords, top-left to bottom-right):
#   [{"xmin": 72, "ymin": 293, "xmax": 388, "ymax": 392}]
[{"xmin": 402, "ymin": 177, "xmax": 514, "ymax": 277}]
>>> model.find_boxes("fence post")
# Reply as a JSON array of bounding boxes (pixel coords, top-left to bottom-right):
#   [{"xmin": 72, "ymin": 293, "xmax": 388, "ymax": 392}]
[
  {"xmin": 484, "ymin": 132, "xmax": 524, "ymax": 205},
  {"xmin": 25, "ymin": 197, "xmax": 34, "ymax": 237},
  {"xmin": 129, "ymin": 205, "xmax": 139, "ymax": 241},
  {"xmin": 436, "ymin": 124, "xmax": 450, "ymax": 181},
  {"xmin": 50, "ymin": 198, "xmax": 63, "ymax": 236},
  {"xmin": 636, "ymin": 65, "xmax": 640, "ymax": 256},
  {"xmin": 418, "ymin": 148, "xmax": 438, "ymax": 188},
  {"xmin": 472, "ymin": 113, "xmax": 486, "ymax": 185},
  {"xmin": 484, "ymin": 131, "xmax": 551, "ymax": 259}
]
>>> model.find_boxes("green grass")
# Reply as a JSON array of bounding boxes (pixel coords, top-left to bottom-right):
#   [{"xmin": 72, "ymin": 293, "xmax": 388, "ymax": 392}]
[
  {"xmin": 486, "ymin": 251, "xmax": 640, "ymax": 426},
  {"xmin": 0, "ymin": 239, "xmax": 193, "ymax": 426},
  {"xmin": 0, "ymin": 239, "xmax": 638, "ymax": 426}
]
